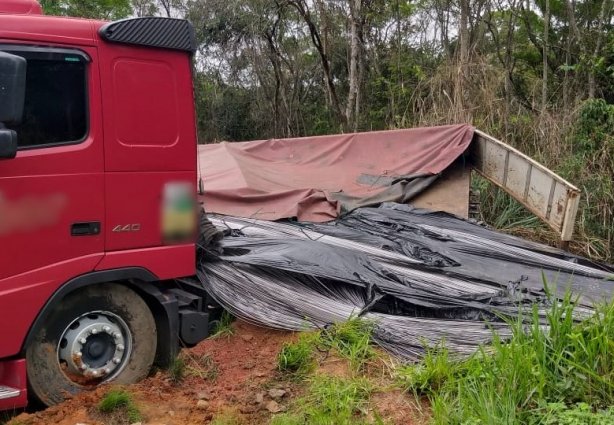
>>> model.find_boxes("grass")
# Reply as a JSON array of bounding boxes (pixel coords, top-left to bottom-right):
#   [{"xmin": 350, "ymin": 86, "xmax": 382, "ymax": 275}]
[
  {"xmin": 186, "ymin": 353, "xmax": 220, "ymax": 381},
  {"xmin": 474, "ymin": 171, "xmax": 613, "ymax": 262},
  {"xmin": 303, "ymin": 375, "xmax": 373, "ymax": 424},
  {"xmin": 397, "ymin": 292, "xmax": 614, "ymax": 424},
  {"xmin": 270, "ymin": 376, "xmax": 375, "ymax": 425},
  {"xmin": 278, "ymin": 332, "xmax": 319, "ymax": 375},
  {"xmin": 529, "ymin": 402, "xmax": 614, "ymax": 424},
  {"xmin": 98, "ymin": 389, "xmax": 142, "ymax": 424},
  {"xmin": 212, "ymin": 311, "xmax": 235, "ymax": 338},
  {"xmin": 397, "ymin": 344, "xmax": 462, "ymax": 396},
  {"xmin": 278, "ymin": 317, "xmax": 376, "ymax": 376},
  {"xmin": 274, "ymin": 318, "xmax": 385, "ymax": 423},
  {"xmin": 169, "ymin": 351, "xmax": 219, "ymax": 382},
  {"xmin": 473, "ymin": 174, "xmax": 542, "ymax": 231},
  {"xmin": 321, "ymin": 318, "xmax": 376, "ymax": 372},
  {"xmin": 168, "ymin": 356, "xmax": 186, "ymax": 383}
]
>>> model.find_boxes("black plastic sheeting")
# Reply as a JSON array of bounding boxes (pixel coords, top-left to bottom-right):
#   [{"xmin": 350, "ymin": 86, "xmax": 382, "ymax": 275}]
[{"xmin": 196, "ymin": 204, "xmax": 614, "ymax": 361}]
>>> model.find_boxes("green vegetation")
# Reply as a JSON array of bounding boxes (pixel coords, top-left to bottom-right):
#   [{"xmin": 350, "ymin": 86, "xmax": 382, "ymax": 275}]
[
  {"xmin": 397, "ymin": 344, "xmax": 462, "ymax": 396},
  {"xmin": 98, "ymin": 389, "xmax": 142, "ymax": 424},
  {"xmin": 31, "ymin": 4, "xmax": 614, "ymax": 423},
  {"xmin": 398, "ymin": 295, "xmax": 614, "ymax": 424},
  {"xmin": 212, "ymin": 311, "xmax": 235, "ymax": 339},
  {"xmin": 278, "ymin": 317, "xmax": 376, "ymax": 375},
  {"xmin": 278, "ymin": 332, "xmax": 319, "ymax": 375},
  {"xmin": 474, "ymin": 98, "xmax": 614, "ymax": 260},
  {"xmin": 167, "ymin": 356, "xmax": 186, "ymax": 384},
  {"xmin": 270, "ymin": 376, "xmax": 374, "ymax": 425},
  {"xmin": 529, "ymin": 403, "xmax": 614, "ymax": 425},
  {"xmin": 274, "ymin": 319, "xmax": 386, "ymax": 424},
  {"xmin": 40, "ymin": 0, "xmax": 131, "ymax": 20},
  {"xmin": 562, "ymin": 99, "xmax": 614, "ymax": 259},
  {"xmin": 473, "ymin": 175, "xmax": 541, "ymax": 231},
  {"xmin": 302, "ymin": 375, "xmax": 373, "ymax": 424},
  {"xmin": 320, "ymin": 318, "xmax": 376, "ymax": 372}
]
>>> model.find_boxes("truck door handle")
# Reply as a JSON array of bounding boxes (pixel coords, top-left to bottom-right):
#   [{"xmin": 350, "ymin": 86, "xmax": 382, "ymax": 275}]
[{"xmin": 71, "ymin": 222, "xmax": 101, "ymax": 236}]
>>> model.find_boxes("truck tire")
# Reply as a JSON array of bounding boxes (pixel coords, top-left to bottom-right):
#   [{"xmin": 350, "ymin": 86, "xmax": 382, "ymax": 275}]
[{"xmin": 25, "ymin": 283, "xmax": 157, "ymax": 406}]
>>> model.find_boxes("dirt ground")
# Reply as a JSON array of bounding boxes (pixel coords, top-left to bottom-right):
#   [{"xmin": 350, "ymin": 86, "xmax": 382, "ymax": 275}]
[{"xmin": 8, "ymin": 321, "xmax": 428, "ymax": 425}]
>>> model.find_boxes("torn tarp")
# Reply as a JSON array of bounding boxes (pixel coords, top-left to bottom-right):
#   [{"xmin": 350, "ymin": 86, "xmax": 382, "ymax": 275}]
[
  {"xmin": 196, "ymin": 204, "xmax": 613, "ymax": 362},
  {"xmin": 198, "ymin": 125, "xmax": 474, "ymax": 222}
]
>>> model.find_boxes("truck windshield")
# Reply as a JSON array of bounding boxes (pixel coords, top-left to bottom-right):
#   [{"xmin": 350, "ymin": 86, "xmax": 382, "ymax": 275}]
[{"xmin": 0, "ymin": 46, "xmax": 88, "ymax": 149}]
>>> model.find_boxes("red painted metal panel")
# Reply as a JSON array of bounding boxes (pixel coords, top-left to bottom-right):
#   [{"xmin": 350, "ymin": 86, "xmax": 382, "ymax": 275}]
[
  {"xmin": 96, "ymin": 245, "xmax": 195, "ymax": 280},
  {"xmin": 104, "ymin": 172, "xmax": 195, "ymax": 251},
  {"xmin": 0, "ymin": 359, "xmax": 27, "ymax": 410},
  {"xmin": 0, "ymin": 15, "xmax": 100, "ymax": 46},
  {"xmin": 0, "ymin": 254, "xmax": 103, "ymax": 358},
  {"xmin": 0, "ymin": 0, "xmax": 42, "ymax": 15},
  {"xmin": 0, "ymin": 45, "xmax": 104, "ymax": 280},
  {"xmin": 0, "ymin": 14, "xmax": 198, "ymax": 412},
  {"xmin": 113, "ymin": 59, "xmax": 180, "ymax": 147},
  {"xmin": 99, "ymin": 42, "xmax": 197, "ymax": 172}
]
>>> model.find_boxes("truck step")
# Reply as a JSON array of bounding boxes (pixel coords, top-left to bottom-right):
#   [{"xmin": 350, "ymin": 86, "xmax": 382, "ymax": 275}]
[{"xmin": 0, "ymin": 385, "xmax": 20, "ymax": 400}]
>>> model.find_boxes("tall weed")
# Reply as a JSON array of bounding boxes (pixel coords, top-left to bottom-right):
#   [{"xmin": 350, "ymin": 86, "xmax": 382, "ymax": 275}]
[{"xmin": 399, "ymin": 294, "xmax": 614, "ymax": 424}]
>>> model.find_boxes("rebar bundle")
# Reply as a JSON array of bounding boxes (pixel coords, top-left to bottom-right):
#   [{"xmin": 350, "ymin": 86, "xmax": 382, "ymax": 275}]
[{"xmin": 196, "ymin": 204, "xmax": 613, "ymax": 362}]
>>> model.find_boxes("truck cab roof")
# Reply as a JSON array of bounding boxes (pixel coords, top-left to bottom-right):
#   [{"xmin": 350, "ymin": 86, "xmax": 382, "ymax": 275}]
[
  {"xmin": 0, "ymin": 0, "xmax": 43, "ymax": 15},
  {"xmin": 0, "ymin": 13, "xmax": 102, "ymax": 47}
]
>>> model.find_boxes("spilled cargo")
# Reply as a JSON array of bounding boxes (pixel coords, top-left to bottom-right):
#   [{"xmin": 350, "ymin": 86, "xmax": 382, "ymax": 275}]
[
  {"xmin": 194, "ymin": 126, "xmax": 613, "ymax": 361},
  {"xmin": 195, "ymin": 208, "xmax": 612, "ymax": 361}
]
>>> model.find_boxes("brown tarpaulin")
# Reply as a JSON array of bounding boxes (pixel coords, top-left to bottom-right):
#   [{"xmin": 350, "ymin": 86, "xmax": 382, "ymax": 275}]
[{"xmin": 198, "ymin": 124, "xmax": 474, "ymax": 222}]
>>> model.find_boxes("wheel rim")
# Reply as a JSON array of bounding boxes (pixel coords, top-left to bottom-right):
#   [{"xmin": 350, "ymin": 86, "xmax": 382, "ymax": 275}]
[{"xmin": 57, "ymin": 311, "xmax": 132, "ymax": 383}]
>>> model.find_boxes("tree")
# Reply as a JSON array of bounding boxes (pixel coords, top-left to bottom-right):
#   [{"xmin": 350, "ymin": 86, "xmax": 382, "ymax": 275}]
[{"xmin": 41, "ymin": 0, "xmax": 131, "ymax": 19}]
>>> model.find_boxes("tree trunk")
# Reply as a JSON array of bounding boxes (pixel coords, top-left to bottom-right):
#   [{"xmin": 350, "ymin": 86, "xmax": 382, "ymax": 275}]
[
  {"xmin": 588, "ymin": 0, "xmax": 610, "ymax": 98},
  {"xmin": 456, "ymin": 0, "xmax": 470, "ymax": 121},
  {"xmin": 459, "ymin": 0, "xmax": 469, "ymax": 65},
  {"xmin": 542, "ymin": 0, "xmax": 549, "ymax": 113},
  {"xmin": 314, "ymin": 0, "xmax": 333, "ymax": 106},
  {"xmin": 563, "ymin": 36, "xmax": 570, "ymax": 107},
  {"xmin": 435, "ymin": 0, "xmax": 452, "ymax": 59},
  {"xmin": 288, "ymin": 0, "xmax": 347, "ymax": 128},
  {"xmin": 565, "ymin": 0, "xmax": 581, "ymax": 43},
  {"xmin": 346, "ymin": 0, "xmax": 361, "ymax": 131}
]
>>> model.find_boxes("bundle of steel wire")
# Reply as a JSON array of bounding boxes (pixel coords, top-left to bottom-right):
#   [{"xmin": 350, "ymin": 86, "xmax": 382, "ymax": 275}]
[{"xmin": 196, "ymin": 203, "xmax": 613, "ymax": 362}]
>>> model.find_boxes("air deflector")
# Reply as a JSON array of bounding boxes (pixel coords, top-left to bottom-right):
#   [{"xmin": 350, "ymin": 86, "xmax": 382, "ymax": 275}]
[{"xmin": 99, "ymin": 17, "xmax": 197, "ymax": 53}]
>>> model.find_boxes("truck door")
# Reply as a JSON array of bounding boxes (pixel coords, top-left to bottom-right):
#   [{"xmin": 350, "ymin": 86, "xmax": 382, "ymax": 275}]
[
  {"xmin": 0, "ymin": 45, "xmax": 105, "ymax": 285},
  {"xmin": 98, "ymin": 45, "xmax": 197, "ymax": 253}
]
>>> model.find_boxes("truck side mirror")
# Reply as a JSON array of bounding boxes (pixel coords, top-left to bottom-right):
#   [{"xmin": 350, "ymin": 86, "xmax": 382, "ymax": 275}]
[
  {"xmin": 0, "ymin": 126, "xmax": 18, "ymax": 159},
  {"xmin": 0, "ymin": 51, "xmax": 26, "ymax": 160},
  {"xmin": 0, "ymin": 51, "xmax": 26, "ymax": 124}
]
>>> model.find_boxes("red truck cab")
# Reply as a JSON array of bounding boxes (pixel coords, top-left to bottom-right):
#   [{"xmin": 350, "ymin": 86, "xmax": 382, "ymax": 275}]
[{"xmin": 0, "ymin": 0, "xmax": 209, "ymax": 409}]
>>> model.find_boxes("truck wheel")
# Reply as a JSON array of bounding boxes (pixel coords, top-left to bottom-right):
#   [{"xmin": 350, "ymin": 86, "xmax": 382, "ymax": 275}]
[{"xmin": 26, "ymin": 283, "xmax": 157, "ymax": 406}]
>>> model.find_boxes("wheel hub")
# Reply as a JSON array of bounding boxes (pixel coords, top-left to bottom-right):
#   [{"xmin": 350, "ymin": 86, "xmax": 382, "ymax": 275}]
[{"xmin": 58, "ymin": 312, "xmax": 132, "ymax": 381}]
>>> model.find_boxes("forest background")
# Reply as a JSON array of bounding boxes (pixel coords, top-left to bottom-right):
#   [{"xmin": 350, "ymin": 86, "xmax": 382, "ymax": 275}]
[{"xmin": 42, "ymin": 0, "xmax": 614, "ymax": 261}]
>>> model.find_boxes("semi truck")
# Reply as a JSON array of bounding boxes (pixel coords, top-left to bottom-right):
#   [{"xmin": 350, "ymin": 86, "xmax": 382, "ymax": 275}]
[
  {"xmin": 0, "ymin": 0, "xmax": 585, "ymax": 413},
  {"xmin": 0, "ymin": 0, "xmax": 215, "ymax": 409}
]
